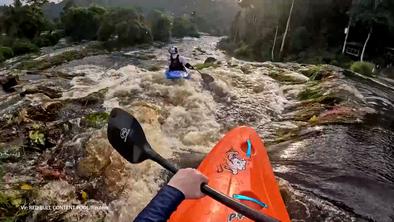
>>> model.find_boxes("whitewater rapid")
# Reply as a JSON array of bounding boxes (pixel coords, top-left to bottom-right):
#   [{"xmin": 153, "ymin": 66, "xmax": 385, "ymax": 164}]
[{"xmin": 14, "ymin": 35, "xmax": 391, "ymax": 222}]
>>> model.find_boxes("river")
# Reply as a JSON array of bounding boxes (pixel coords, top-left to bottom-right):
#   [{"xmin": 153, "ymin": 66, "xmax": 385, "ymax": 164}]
[{"xmin": 0, "ymin": 35, "xmax": 393, "ymax": 222}]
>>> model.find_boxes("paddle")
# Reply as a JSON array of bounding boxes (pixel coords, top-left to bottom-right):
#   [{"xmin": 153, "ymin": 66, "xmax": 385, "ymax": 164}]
[
  {"xmin": 189, "ymin": 66, "xmax": 215, "ymax": 84},
  {"xmin": 107, "ymin": 108, "xmax": 279, "ymax": 222}
]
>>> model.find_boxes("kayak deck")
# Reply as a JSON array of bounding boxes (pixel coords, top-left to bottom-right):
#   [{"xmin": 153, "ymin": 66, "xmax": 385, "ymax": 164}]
[
  {"xmin": 165, "ymin": 70, "xmax": 190, "ymax": 79},
  {"xmin": 169, "ymin": 127, "xmax": 290, "ymax": 222}
]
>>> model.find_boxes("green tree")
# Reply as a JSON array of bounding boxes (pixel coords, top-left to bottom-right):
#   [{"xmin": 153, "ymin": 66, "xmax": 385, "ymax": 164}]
[
  {"xmin": 116, "ymin": 21, "xmax": 152, "ymax": 45},
  {"xmin": 97, "ymin": 7, "xmax": 152, "ymax": 45},
  {"xmin": 61, "ymin": 6, "xmax": 106, "ymax": 41},
  {"xmin": 172, "ymin": 16, "xmax": 199, "ymax": 38},
  {"xmin": 148, "ymin": 10, "xmax": 172, "ymax": 42},
  {"xmin": 97, "ymin": 20, "xmax": 114, "ymax": 41},
  {"xmin": 289, "ymin": 26, "xmax": 312, "ymax": 52},
  {"xmin": 63, "ymin": 0, "xmax": 75, "ymax": 12},
  {"xmin": 351, "ymin": 0, "xmax": 393, "ymax": 61},
  {"xmin": 1, "ymin": 1, "xmax": 51, "ymax": 39}
]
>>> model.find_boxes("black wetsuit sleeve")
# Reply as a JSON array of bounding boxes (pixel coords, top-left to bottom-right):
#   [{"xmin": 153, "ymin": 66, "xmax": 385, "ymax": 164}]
[{"xmin": 133, "ymin": 185, "xmax": 185, "ymax": 222}]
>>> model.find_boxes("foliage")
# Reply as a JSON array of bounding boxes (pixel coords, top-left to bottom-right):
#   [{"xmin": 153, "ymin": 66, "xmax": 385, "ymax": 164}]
[
  {"xmin": 309, "ymin": 115, "xmax": 319, "ymax": 124},
  {"xmin": 29, "ymin": 130, "xmax": 45, "ymax": 146},
  {"xmin": 33, "ymin": 30, "xmax": 64, "ymax": 47},
  {"xmin": 97, "ymin": 20, "xmax": 114, "ymax": 41},
  {"xmin": 61, "ymin": 6, "xmax": 106, "ymax": 41},
  {"xmin": 304, "ymin": 65, "xmax": 334, "ymax": 81},
  {"xmin": 116, "ymin": 21, "xmax": 152, "ymax": 45},
  {"xmin": 194, "ymin": 63, "xmax": 219, "ymax": 70},
  {"xmin": 12, "ymin": 39, "xmax": 39, "ymax": 55},
  {"xmin": 234, "ymin": 43, "xmax": 253, "ymax": 59},
  {"xmin": 172, "ymin": 16, "xmax": 200, "ymax": 38},
  {"xmin": 190, "ymin": 15, "xmax": 213, "ymax": 34},
  {"xmin": 84, "ymin": 112, "xmax": 109, "ymax": 128},
  {"xmin": 1, "ymin": 2, "xmax": 206, "ymax": 61},
  {"xmin": 351, "ymin": 61, "xmax": 375, "ymax": 76},
  {"xmin": 0, "ymin": 2, "xmax": 51, "ymax": 39},
  {"xmin": 0, "ymin": 47, "xmax": 14, "ymax": 59},
  {"xmin": 289, "ymin": 26, "xmax": 312, "ymax": 52},
  {"xmin": 0, "ymin": 1, "xmax": 58, "ymax": 61},
  {"xmin": 351, "ymin": 0, "xmax": 393, "ymax": 28},
  {"xmin": 225, "ymin": 0, "xmax": 394, "ymax": 66},
  {"xmin": 298, "ymin": 86, "xmax": 323, "ymax": 101},
  {"xmin": 148, "ymin": 10, "xmax": 172, "ymax": 42},
  {"xmin": 42, "ymin": 0, "xmax": 238, "ymax": 35},
  {"xmin": 0, "ymin": 47, "xmax": 14, "ymax": 62},
  {"xmin": 0, "ymin": 189, "xmax": 30, "ymax": 222},
  {"xmin": 96, "ymin": 7, "xmax": 152, "ymax": 46}
]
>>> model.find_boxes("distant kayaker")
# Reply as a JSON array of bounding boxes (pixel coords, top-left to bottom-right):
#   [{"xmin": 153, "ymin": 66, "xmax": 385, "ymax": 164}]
[
  {"xmin": 134, "ymin": 168, "xmax": 208, "ymax": 222},
  {"xmin": 168, "ymin": 46, "xmax": 194, "ymax": 72}
]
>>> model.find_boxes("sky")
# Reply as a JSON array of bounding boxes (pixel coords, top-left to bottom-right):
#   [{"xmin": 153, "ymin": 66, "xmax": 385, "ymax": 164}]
[
  {"xmin": 0, "ymin": 0, "xmax": 14, "ymax": 5},
  {"xmin": 0, "ymin": 0, "xmax": 62, "ymax": 6}
]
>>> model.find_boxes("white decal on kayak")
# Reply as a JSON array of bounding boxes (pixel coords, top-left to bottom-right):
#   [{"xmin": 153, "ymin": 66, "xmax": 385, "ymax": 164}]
[
  {"xmin": 228, "ymin": 212, "xmax": 245, "ymax": 221},
  {"xmin": 217, "ymin": 149, "xmax": 247, "ymax": 175},
  {"xmin": 120, "ymin": 128, "xmax": 130, "ymax": 143},
  {"xmin": 226, "ymin": 150, "xmax": 247, "ymax": 174}
]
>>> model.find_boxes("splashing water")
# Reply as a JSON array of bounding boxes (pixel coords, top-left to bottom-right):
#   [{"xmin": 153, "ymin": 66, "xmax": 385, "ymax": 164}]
[{"xmin": 20, "ymin": 35, "xmax": 393, "ymax": 221}]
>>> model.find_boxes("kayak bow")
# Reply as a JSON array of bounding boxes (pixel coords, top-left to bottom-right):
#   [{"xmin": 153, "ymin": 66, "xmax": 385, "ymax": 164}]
[{"xmin": 169, "ymin": 127, "xmax": 291, "ymax": 222}]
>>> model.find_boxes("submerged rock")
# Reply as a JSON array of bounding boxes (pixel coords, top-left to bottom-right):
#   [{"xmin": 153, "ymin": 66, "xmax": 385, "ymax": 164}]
[
  {"xmin": 20, "ymin": 85, "xmax": 62, "ymax": 99},
  {"xmin": 103, "ymin": 154, "xmax": 127, "ymax": 199},
  {"xmin": 204, "ymin": 57, "xmax": 217, "ymax": 64},
  {"xmin": 0, "ymin": 75, "xmax": 18, "ymax": 93},
  {"xmin": 75, "ymin": 129, "xmax": 128, "ymax": 202},
  {"xmin": 77, "ymin": 132, "xmax": 113, "ymax": 178},
  {"xmin": 240, "ymin": 65, "xmax": 252, "ymax": 74},
  {"xmin": 317, "ymin": 106, "xmax": 375, "ymax": 124},
  {"xmin": 36, "ymin": 180, "xmax": 76, "ymax": 204}
]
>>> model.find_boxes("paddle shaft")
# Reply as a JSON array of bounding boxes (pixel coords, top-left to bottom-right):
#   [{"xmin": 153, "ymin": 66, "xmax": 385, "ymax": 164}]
[
  {"xmin": 196, "ymin": 69, "xmax": 204, "ymax": 76},
  {"xmin": 149, "ymin": 151, "xmax": 280, "ymax": 222}
]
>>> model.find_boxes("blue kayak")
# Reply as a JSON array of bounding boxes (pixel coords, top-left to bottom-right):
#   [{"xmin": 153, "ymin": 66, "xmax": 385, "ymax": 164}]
[{"xmin": 165, "ymin": 70, "xmax": 190, "ymax": 80}]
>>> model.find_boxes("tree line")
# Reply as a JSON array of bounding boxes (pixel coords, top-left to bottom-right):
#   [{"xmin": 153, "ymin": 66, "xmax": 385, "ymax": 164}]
[
  {"xmin": 0, "ymin": 0, "xmax": 201, "ymax": 63},
  {"xmin": 221, "ymin": 0, "xmax": 394, "ymax": 72},
  {"xmin": 43, "ymin": 0, "xmax": 239, "ymax": 36}
]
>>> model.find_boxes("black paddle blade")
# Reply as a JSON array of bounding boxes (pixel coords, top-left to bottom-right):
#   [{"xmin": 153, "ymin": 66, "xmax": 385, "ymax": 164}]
[
  {"xmin": 107, "ymin": 108, "xmax": 151, "ymax": 163},
  {"xmin": 196, "ymin": 70, "xmax": 214, "ymax": 84},
  {"xmin": 201, "ymin": 72, "xmax": 214, "ymax": 84}
]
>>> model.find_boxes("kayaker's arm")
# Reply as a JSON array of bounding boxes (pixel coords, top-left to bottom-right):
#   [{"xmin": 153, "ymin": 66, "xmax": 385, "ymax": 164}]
[
  {"xmin": 133, "ymin": 169, "xmax": 208, "ymax": 222},
  {"xmin": 133, "ymin": 185, "xmax": 185, "ymax": 222},
  {"xmin": 178, "ymin": 56, "xmax": 194, "ymax": 70}
]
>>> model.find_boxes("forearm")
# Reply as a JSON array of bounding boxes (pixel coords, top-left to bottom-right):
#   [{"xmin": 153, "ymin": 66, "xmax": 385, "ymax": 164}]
[{"xmin": 133, "ymin": 185, "xmax": 185, "ymax": 222}]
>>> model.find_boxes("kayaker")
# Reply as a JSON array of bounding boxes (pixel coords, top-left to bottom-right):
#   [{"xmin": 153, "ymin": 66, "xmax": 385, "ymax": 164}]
[
  {"xmin": 134, "ymin": 168, "xmax": 208, "ymax": 222},
  {"xmin": 168, "ymin": 46, "xmax": 195, "ymax": 72}
]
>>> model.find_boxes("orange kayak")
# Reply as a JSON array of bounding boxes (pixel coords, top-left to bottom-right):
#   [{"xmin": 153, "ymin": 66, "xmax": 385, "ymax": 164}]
[{"xmin": 169, "ymin": 127, "xmax": 291, "ymax": 222}]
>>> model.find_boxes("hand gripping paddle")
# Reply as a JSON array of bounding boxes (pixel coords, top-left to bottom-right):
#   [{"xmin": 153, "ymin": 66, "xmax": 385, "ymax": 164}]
[{"xmin": 107, "ymin": 108, "xmax": 279, "ymax": 222}]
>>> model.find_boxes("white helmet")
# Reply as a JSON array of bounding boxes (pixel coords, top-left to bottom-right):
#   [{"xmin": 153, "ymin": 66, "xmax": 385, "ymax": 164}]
[{"xmin": 168, "ymin": 46, "xmax": 178, "ymax": 55}]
